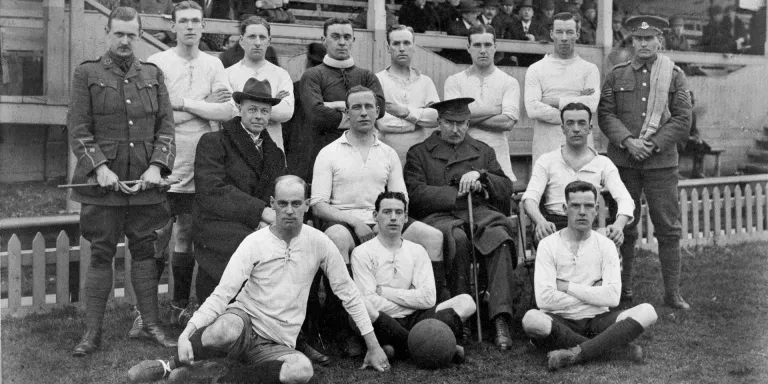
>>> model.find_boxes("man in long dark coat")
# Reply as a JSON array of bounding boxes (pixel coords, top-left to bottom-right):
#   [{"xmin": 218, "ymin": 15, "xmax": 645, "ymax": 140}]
[
  {"xmin": 403, "ymin": 97, "xmax": 520, "ymax": 351},
  {"xmin": 193, "ymin": 77, "xmax": 286, "ymax": 302}
]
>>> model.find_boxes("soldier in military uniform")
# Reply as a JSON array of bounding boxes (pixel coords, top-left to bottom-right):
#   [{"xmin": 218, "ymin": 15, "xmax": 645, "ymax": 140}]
[
  {"xmin": 68, "ymin": 6, "xmax": 177, "ymax": 356},
  {"xmin": 598, "ymin": 15, "xmax": 693, "ymax": 310}
]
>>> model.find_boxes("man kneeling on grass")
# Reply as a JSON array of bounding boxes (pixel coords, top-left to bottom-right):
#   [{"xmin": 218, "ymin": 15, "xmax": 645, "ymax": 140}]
[
  {"xmin": 522, "ymin": 180, "xmax": 657, "ymax": 371},
  {"xmin": 351, "ymin": 191, "xmax": 476, "ymax": 363},
  {"xmin": 127, "ymin": 175, "xmax": 390, "ymax": 383}
]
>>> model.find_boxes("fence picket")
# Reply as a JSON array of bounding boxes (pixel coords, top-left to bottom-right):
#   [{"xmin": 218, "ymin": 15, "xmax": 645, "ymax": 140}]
[
  {"xmin": 702, "ymin": 189, "xmax": 711, "ymax": 241},
  {"xmin": 79, "ymin": 237, "xmax": 91, "ymax": 303},
  {"xmin": 713, "ymin": 187, "xmax": 722, "ymax": 238},
  {"xmin": 680, "ymin": 189, "xmax": 689, "ymax": 243},
  {"xmin": 725, "ymin": 186, "xmax": 733, "ymax": 235},
  {"xmin": 735, "ymin": 186, "xmax": 744, "ymax": 234},
  {"xmin": 32, "ymin": 233, "xmax": 46, "ymax": 306},
  {"xmin": 8, "ymin": 235, "xmax": 22, "ymax": 308},
  {"xmin": 760, "ymin": 184, "xmax": 766, "ymax": 232},
  {"xmin": 746, "ymin": 185, "xmax": 754, "ymax": 233},
  {"xmin": 56, "ymin": 231, "xmax": 70, "ymax": 305},
  {"xmin": 692, "ymin": 189, "xmax": 700, "ymax": 243}
]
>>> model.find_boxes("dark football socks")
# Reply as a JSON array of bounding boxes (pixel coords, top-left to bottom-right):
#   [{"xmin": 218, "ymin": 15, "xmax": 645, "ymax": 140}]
[{"xmin": 578, "ymin": 318, "xmax": 645, "ymax": 361}]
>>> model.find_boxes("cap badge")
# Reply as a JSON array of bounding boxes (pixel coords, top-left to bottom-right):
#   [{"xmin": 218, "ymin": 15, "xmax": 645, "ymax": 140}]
[{"xmin": 640, "ymin": 22, "xmax": 649, "ymax": 29}]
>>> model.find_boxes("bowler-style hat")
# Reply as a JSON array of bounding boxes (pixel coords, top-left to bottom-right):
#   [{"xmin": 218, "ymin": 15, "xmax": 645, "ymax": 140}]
[
  {"xmin": 626, "ymin": 15, "xmax": 668, "ymax": 37},
  {"xmin": 457, "ymin": 0, "xmax": 481, "ymax": 13},
  {"xmin": 233, "ymin": 78, "xmax": 282, "ymax": 105},
  {"xmin": 431, "ymin": 97, "xmax": 475, "ymax": 121}
]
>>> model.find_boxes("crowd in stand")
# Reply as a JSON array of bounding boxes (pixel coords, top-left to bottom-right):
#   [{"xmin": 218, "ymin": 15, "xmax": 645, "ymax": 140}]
[{"xmin": 67, "ymin": 0, "xmax": 733, "ymax": 382}]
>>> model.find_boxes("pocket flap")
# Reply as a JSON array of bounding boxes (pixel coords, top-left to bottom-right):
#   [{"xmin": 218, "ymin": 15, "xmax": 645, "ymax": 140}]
[
  {"xmin": 137, "ymin": 79, "xmax": 159, "ymax": 89},
  {"xmin": 88, "ymin": 77, "xmax": 118, "ymax": 89},
  {"xmin": 613, "ymin": 81, "xmax": 635, "ymax": 92}
]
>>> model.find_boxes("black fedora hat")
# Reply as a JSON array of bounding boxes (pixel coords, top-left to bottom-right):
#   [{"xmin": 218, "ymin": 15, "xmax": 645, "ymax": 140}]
[{"xmin": 233, "ymin": 78, "xmax": 282, "ymax": 106}]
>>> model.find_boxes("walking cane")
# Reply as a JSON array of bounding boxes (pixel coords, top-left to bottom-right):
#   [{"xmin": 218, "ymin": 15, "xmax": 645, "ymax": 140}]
[{"xmin": 467, "ymin": 192, "xmax": 483, "ymax": 343}]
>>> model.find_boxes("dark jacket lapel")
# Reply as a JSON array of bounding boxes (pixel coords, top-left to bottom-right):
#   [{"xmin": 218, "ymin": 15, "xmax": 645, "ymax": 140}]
[{"xmin": 222, "ymin": 117, "xmax": 263, "ymax": 175}]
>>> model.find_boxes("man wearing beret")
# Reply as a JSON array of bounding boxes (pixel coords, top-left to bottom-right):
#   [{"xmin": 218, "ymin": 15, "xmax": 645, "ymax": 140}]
[
  {"xmin": 68, "ymin": 6, "xmax": 176, "ymax": 357},
  {"xmin": 598, "ymin": 15, "xmax": 693, "ymax": 310},
  {"xmin": 404, "ymin": 97, "xmax": 520, "ymax": 351}
]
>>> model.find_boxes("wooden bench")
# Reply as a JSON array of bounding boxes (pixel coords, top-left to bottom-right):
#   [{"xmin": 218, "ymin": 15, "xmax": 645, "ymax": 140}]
[{"xmin": 680, "ymin": 146, "xmax": 725, "ymax": 177}]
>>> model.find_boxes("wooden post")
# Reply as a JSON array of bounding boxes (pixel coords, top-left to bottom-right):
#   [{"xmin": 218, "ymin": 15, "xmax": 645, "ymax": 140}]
[
  {"xmin": 43, "ymin": 0, "xmax": 68, "ymax": 104},
  {"xmin": 680, "ymin": 189, "xmax": 689, "ymax": 243},
  {"xmin": 368, "ymin": 0, "xmax": 387, "ymax": 73},
  {"xmin": 66, "ymin": 0, "xmax": 86, "ymax": 213},
  {"xmin": 691, "ymin": 189, "xmax": 700, "ymax": 243},
  {"xmin": 702, "ymin": 188, "xmax": 711, "ymax": 242},
  {"xmin": 713, "ymin": 186, "xmax": 722, "ymax": 238},
  {"xmin": 596, "ymin": 0, "xmax": 613, "ymax": 48},
  {"xmin": 8, "ymin": 235, "xmax": 22, "ymax": 309}
]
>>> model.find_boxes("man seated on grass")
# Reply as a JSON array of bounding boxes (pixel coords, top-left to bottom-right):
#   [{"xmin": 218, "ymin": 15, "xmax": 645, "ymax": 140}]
[
  {"xmin": 127, "ymin": 175, "xmax": 390, "ymax": 384},
  {"xmin": 522, "ymin": 180, "xmax": 657, "ymax": 371},
  {"xmin": 522, "ymin": 102, "xmax": 634, "ymax": 246},
  {"xmin": 351, "ymin": 191, "xmax": 476, "ymax": 362}
]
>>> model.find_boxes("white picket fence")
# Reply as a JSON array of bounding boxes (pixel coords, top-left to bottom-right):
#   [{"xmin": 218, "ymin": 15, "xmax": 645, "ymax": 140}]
[{"xmin": 3, "ymin": 174, "xmax": 768, "ymax": 317}]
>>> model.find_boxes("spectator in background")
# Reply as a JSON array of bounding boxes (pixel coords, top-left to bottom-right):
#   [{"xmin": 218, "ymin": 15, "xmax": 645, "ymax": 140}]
[
  {"xmin": 579, "ymin": 1, "xmax": 597, "ymax": 45},
  {"xmin": 664, "ymin": 15, "xmax": 690, "ymax": 51},
  {"xmin": 443, "ymin": 0, "xmax": 482, "ymax": 64},
  {"xmin": 351, "ymin": 4, "xmax": 399, "ymax": 29},
  {"xmin": 120, "ymin": 0, "xmax": 174, "ymax": 43},
  {"xmin": 285, "ymin": 43, "xmax": 326, "ymax": 182},
  {"xmin": 499, "ymin": 0, "xmax": 518, "ymax": 23},
  {"xmin": 749, "ymin": 6, "xmax": 766, "ymax": 55},
  {"xmin": 236, "ymin": 0, "xmax": 295, "ymax": 23},
  {"xmin": 436, "ymin": 0, "xmax": 463, "ymax": 32},
  {"xmin": 507, "ymin": 0, "xmax": 547, "ymax": 41},
  {"xmin": 478, "ymin": 0, "xmax": 508, "ymax": 39},
  {"xmin": 722, "ymin": 5, "xmax": 749, "ymax": 52},
  {"xmin": 536, "ymin": 0, "xmax": 557, "ymax": 32},
  {"xmin": 611, "ymin": 10, "xmax": 631, "ymax": 48},
  {"xmin": 701, "ymin": 5, "xmax": 731, "ymax": 53},
  {"xmin": 399, "ymin": 0, "xmax": 441, "ymax": 33},
  {"xmin": 678, "ymin": 91, "xmax": 709, "ymax": 179}
]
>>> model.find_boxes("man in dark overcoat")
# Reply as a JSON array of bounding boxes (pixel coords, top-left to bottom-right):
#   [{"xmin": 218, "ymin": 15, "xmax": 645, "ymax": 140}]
[
  {"xmin": 403, "ymin": 97, "xmax": 520, "ymax": 351},
  {"xmin": 68, "ymin": 6, "xmax": 176, "ymax": 357},
  {"xmin": 193, "ymin": 77, "xmax": 285, "ymax": 303}
]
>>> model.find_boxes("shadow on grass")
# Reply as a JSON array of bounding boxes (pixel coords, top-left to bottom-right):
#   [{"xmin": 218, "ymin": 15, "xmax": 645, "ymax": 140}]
[{"xmin": 3, "ymin": 243, "xmax": 768, "ymax": 384}]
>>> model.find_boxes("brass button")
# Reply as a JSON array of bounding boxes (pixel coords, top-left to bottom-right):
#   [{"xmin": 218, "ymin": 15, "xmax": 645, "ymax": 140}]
[
  {"xmin": 129, "ymin": 142, "xmax": 135, "ymax": 148},
  {"xmin": 124, "ymin": 79, "xmax": 129, "ymax": 84},
  {"xmin": 126, "ymin": 99, "xmax": 131, "ymax": 104},
  {"xmin": 89, "ymin": 148, "xmax": 95, "ymax": 153},
  {"xmin": 643, "ymin": 69, "xmax": 647, "ymax": 73},
  {"xmin": 642, "ymin": 82, "xmax": 647, "ymax": 86},
  {"xmin": 128, "ymin": 120, "xmax": 134, "ymax": 125},
  {"xmin": 642, "ymin": 97, "xmax": 646, "ymax": 101},
  {"xmin": 642, "ymin": 112, "xmax": 646, "ymax": 117},
  {"xmin": 620, "ymin": 87, "xmax": 624, "ymax": 91},
  {"xmin": 162, "ymin": 147, "xmax": 168, "ymax": 153}
]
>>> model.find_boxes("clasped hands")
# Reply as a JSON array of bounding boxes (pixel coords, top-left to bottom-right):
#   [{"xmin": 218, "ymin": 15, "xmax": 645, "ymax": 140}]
[{"xmin": 624, "ymin": 137, "xmax": 657, "ymax": 162}]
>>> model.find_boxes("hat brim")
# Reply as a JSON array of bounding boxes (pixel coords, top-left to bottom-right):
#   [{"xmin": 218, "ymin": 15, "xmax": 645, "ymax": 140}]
[
  {"xmin": 631, "ymin": 28, "xmax": 662, "ymax": 37},
  {"xmin": 233, "ymin": 92, "xmax": 282, "ymax": 106}
]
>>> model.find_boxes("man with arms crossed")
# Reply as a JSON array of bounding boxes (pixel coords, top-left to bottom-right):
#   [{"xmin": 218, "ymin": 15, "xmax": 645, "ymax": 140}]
[
  {"xmin": 143, "ymin": 0, "xmax": 235, "ymax": 331},
  {"xmin": 375, "ymin": 24, "xmax": 440, "ymax": 166},
  {"xmin": 522, "ymin": 181, "xmax": 657, "ymax": 370},
  {"xmin": 522, "ymin": 102, "xmax": 634, "ymax": 246},
  {"xmin": 445, "ymin": 24, "xmax": 519, "ymax": 182},
  {"xmin": 226, "ymin": 16, "xmax": 294, "ymax": 151},
  {"xmin": 351, "ymin": 191, "xmax": 476, "ymax": 361},
  {"xmin": 525, "ymin": 12, "xmax": 600, "ymax": 164},
  {"xmin": 127, "ymin": 175, "xmax": 390, "ymax": 383}
]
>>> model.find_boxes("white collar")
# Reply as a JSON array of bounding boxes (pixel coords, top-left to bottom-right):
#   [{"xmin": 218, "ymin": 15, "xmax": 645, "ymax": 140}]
[{"xmin": 323, "ymin": 55, "xmax": 355, "ymax": 69}]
